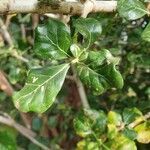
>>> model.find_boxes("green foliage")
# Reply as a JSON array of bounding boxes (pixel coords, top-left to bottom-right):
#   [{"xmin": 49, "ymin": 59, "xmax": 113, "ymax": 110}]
[
  {"xmin": 0, "ymin": 1, "xmax": 150, "ymax": 149},
  {"xmin": 74, "ymin": 108, "xmax": 149, "ymax": 149},
  {"xmin": 13, "ymin": 18, "xmax": 123, "ymax": 113}
]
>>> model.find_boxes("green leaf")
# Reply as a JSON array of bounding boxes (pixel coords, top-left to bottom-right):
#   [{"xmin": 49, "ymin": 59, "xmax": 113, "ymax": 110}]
[
  {"xmin": 122, "ymin": 128, "xmax": 137, "ymax": 140},
  {"xmin": 98, "ymin": 63, "xmax": 124, "ymax": 89},
  {"xmin": 107, "ymin": 124, "xmax": 118, "ymax": 139},
  {"xmin": 74, "ymin": 114, "xmax": 92, "ymax": 138},
  {"xmin": 0, "ymin": 130, "xmax": 17, "ymax": 150},
  {"xmin": 70, "ymin": 44, "xmax": 81, "ymax": 58},
  {"xmin": 117, "ymin": 0, "xmax": 147, "ymax": 20},
  {"xmin": 76, "ymin": 50, "xmax": 123, "ymax": 95},
  {"xmin": 123, "ymin": 108, "xmax": 142, "ymax": 125},
  {"xmin": 34, "ymin": 19, "xmax": 71, "ymax": 60},
  {"xmin": 73, "ymin": 18, "xmax": 102, "ymax": 48},
  {"xmin": 108, "ymin": 111, "xmax": 122, "ymax": 126},
  {"xmin": 134, "ymin": 122, "xmax": 150, "ymax": 144},
  {"xmin": 78, "ymin": 51, "xmax": 88, "ymax": 61},
  {"xmin": 142, "ymin": 22, "xmax": 150, "ymax": 42},
  {"xmin": 83, "ymin": 109, "xmax": 107, "ymax": 135},
  {"xmin": 107, "ymin": 135, "xmax": 137, "ymax": 150},
  {"xmin": 13, "ymin": 64, "xmax": 70, "ymax": 113}
]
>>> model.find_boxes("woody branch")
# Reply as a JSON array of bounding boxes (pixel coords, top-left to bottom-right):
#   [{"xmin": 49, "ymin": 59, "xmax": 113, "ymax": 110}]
[{"xmin": 0, "ymin": 0, "xmax": 117, "ymax": 15}]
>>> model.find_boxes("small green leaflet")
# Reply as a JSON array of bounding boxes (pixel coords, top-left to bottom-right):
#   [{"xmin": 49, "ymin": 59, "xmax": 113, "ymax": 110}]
[
  {"xmin": 70, "ymin": 44, "xmax": 81, "ymax": 58},
  {"xmin": 142, "ymin": 22, "xmax": 150, "ymax": 42},
  {"xmin": 74, "ymin": 114, "xmax": 92, "ymax": 138},
  {"xmin": 13, "ymin": 64, "xmax": 70, "ymax": 113},
  {"xmin": 108, "ymin": 111, "xmax": 122, "ymax": 126},
  {"xmin": 34, "ymin": 19, "xmax": 71, "ymax": 60},
  {"xmin": 73, "ymin": 18, "xmax": 102, "ymax": 49},
  {"xmin": 117, "ymin": 0, "xmax": 147, "ymax": 20},
  {"xmin": 83, "ymin": 109, "xmax": 107, "ymax": 135}
]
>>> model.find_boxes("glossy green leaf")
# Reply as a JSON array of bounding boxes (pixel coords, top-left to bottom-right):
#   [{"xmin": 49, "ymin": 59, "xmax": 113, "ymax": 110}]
[
  {"xmin": 34, "ymin": 19, "xmax": 71, "ymax": 60},
  {"xmin": 13, "ymin": 64, "xmax": 70, "ymax": 113},
  {"xmin": 123, "ymin": 108, "xmax": 142, "ymax": 125},
  {"xmin": 73, "ymin": 18, "xmax": 102, "ymax": 48},
  {"xmin": 0, "ymin": 130, "xmax": 17, "ymax": 150},
  {"xmin": 86, "ymin": 49, "xmax": 119, "ymax": 69},
  {"xmin": 98, "ymin": 63, "xmax": 123, "ymax": 89},
  {"xmin": 108, "ymin": 111, "xmax": 122, "ymax": 126},
  {"xmin": 142, "ymin": 22, "xmax": 150, "ymax": 42},
  {"xmin": 76, "ymin": 50, "xmax": 123, "ymax": 95},
  {"xmin": 134, "ymin": 122, "xmax": 150, "ymax": 144},
  {"xmin": 117, "ymin": 0, "xmax": 147, "ymax": 20}
]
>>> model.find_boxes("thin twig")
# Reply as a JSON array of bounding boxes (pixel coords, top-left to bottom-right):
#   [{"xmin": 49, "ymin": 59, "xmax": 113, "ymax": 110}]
[
  {"xmin": 117, "ymin": 112, "xmax": 150, "ymax": 132},
  {"xmin": 0, "ymin": 18, "xmax": 13, "ymax": 46}
]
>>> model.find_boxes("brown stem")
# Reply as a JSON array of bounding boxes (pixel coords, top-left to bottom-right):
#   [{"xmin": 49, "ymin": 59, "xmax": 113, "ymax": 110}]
[{"xmin": 71, "ymin": 65, "xmax": 90, "ymax": 109}]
